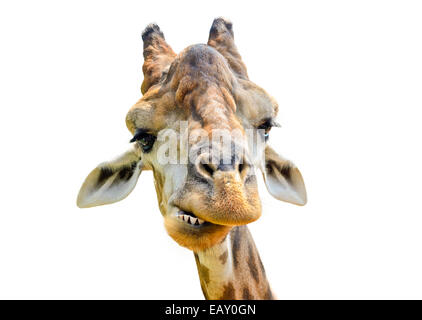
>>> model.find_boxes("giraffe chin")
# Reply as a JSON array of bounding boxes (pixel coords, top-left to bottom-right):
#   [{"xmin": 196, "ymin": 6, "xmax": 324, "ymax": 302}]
[{"xmin": 164, "ymin": 212, "xmax": 232, "ymax": 252}]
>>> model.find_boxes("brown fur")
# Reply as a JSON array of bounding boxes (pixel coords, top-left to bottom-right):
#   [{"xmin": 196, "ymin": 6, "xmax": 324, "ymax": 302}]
[
  {"xmin": 219, "ymin": 250, "xmax": 228, "ymax": 264},
  {"xmin": 220, "ymin": 282, "xmax": 236, "ymax": 300}
]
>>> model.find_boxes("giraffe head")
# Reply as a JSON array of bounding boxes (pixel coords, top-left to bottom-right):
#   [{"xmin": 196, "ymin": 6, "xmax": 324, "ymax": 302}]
[{"xmin": 77, "ymin": 18, "xmax": 307, "ymax": 251}]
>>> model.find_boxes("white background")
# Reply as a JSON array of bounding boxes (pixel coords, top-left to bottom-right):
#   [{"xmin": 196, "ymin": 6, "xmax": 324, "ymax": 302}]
[{"xmin": 0, "ymin": 0, "xmax": 421, "ymax": 299}]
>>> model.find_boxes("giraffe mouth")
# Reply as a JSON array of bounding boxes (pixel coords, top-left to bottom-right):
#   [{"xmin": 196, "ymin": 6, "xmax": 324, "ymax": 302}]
[
  {"xmin": 165, "ymin": 205, "xmax": 232, "ymax": 251},
  {"xmin": 176, "ymin": 210, "xmax": 209, "ymax": 227}
]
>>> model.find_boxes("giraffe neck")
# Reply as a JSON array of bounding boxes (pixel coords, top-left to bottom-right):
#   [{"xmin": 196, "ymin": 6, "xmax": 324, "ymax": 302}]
[{"xmin": 194, "ymin": 226, "xmax": 274, "ymax": 300}]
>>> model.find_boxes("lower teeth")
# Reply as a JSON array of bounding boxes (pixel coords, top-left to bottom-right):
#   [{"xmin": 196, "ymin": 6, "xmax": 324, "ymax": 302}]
[{"xmin": 177, "ymin": 214, "xmax": 205, "ymax": 225}]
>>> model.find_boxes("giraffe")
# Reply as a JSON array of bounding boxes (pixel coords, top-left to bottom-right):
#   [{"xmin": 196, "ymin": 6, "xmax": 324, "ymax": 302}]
[{"xmin": 77, "ymin": 18, "xmax": 307, "ymax": 300}]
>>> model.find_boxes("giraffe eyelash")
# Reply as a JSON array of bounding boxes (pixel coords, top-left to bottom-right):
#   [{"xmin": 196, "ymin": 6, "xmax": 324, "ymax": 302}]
[
  {"xmin": 130, "ymin": 128, "xmax": 156, "ymax": 153},
  {"xmin": 257, "ymin": 118, "xmax": 280, "ymax": 141},
  {"xmin": 257, "ymin": 118, "xmax": 280, "ymax": 129}
]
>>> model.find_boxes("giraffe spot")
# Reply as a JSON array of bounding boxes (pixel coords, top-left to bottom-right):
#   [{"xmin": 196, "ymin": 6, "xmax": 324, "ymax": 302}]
[
  {"xmin": 242, "ymin": 288, "xmax": 253, "ymax": 300},
  {"xmin": 199, "ymin": 264, "xmax": 210, "ymax": 285},
  {"xmin": 194, "ymin": 254, "xmax": 210, "ymax": 285},
  {"xmin": 220, "ymin": 282, "xmax": 235, "ymax": 300},
  {"xmin": 248, "ymin": 243, "xmax": 259, "ymax": 283},
  {"xmin": 258, "ymin": 254, "xmax": 266, "ymax": 276},
  {"xmin": 219, "ymin": 250, "xmax": 228, "ymax": 265},
  {"xmin": 231, "ymin": 227, "xmax": 242, "ymax": 269}
]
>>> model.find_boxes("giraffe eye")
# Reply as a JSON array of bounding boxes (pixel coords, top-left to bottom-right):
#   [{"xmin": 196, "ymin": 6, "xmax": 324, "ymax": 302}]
[
  {"xmin": 138, "ymin": 134, "xmax": 156, "ymax": 152},
  {"xmin": 257, "ymin": 121, "xmax": 273, "ymax": 141},
  {"xmin": 130, "ymin": 129, "xmax": 156, "ymax": 153}
]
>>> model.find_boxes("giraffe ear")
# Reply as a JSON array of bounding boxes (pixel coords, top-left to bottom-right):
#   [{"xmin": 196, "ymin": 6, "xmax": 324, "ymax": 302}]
[
  {"xmin": 262, "ymin": 146, "xmax": 307, "ymax": 206},
  {"xmin": 207, "ymin": 17, "xmax": 248, "ymax": 79},
  {"xmin": 77, "ymin": 147, "xmax": 143, "ymax": 208},
  {"xmin": 141, "ymin": 24, "xmax": 176, "ymax": 94}
]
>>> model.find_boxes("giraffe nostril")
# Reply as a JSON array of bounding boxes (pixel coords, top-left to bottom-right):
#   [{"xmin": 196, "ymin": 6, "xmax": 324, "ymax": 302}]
[
  {"xmin": 201, "ymin": 162, "xmax": 215, "ymax": 177},
  {"xmin": 195, "ymin": 153, "xmax": 251, "ymax": 181},
  {"xmin": 238, "ymin": 162, "xmax": 244, "ymax": 174},
  {"xmin": 237, "ymin": 157, "xmax": 251, "ymax": 180},
  {"xmin": 196, "ymin": 158, "xmax": 218, "ymax": 179}
]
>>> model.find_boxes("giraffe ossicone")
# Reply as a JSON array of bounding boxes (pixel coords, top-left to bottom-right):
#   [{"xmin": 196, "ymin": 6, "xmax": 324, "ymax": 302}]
[{"xmin": 77, "ymin": 17, "xmax": 307, "ymax": 299}]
